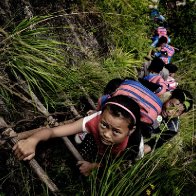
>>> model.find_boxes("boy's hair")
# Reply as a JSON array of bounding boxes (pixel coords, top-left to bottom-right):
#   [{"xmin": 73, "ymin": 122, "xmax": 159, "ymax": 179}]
[
  {"xmin": 138, "ymin": 78, "xmax": 161, "ymax": 92},
  {"xmin": 156, "ymin": 36, "xmax": 168, "ymax": 47},
  {"xmin": 102, "ymin": 95, "xmax": 140, "ymax": 129},
  {"xmin": 148, "ymin": 57, "xmax": 165, "ymax": 73},
  {"xmin": 165, "ymin": 63, "xmax": 178, "ymax": 73},
  {"xmin": 103, "ymin": 78, "xmax": 123, "ymax": 95},
  {"xmin": 170, "ymin": 89, "xmax": 193, "ymax": 113},
  {"xmin": 103, "ymin": 78, "xmax": 137, "ymax": 95}
]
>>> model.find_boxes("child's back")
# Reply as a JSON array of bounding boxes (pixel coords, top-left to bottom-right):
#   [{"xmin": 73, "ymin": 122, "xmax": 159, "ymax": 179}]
[
  {"xmin": 164, "ymin": 63, "xmax": 179, "ymax": 91},
  {"xmin": 156, "ymin": 44, "xmax": 175, "ymax": 64},
  {"xmin": 142, "ymin": 57, "xmax": 168, "ymax": 96},
  {"xmin": 151, "ymin": 27, "xmax": 171, "ymax": 47}
]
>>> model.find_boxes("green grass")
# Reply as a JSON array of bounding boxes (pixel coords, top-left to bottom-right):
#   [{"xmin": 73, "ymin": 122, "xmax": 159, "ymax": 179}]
[{"xmin": 0, "ymin": 0, "xmax": 195, "ymax": 195}]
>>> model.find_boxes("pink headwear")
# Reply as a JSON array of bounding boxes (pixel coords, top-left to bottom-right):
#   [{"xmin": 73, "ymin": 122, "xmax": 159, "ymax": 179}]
[{"xmin": 105, "ymin": 102, "xmax": 136, "ymax": 125}]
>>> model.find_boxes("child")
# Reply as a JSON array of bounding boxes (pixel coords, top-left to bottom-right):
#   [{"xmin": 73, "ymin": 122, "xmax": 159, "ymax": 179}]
[
  {"xmin": 83, "ymin": 78, "xmax": 124, "ymax": 117},
  {"xmin": 149, "ymin": 8, "xmax": 167, "ymax": 26},
  {"xmin": 143, "ymin": 89, "xmax": 193, "ymax": 154},
  {"xmin": 103, "ymin": 78, "xmax": 123, "ymax": 95},
  {"xmin": 13, "ymin": 95, "xmax": 141, "ymax": 176},
  {"xmin": 158, "ymin": 44, "xmax": 175, "ymax": 64},
  {"xmin": 138, "ymin": 58, "xmax": 169, "ymax": 81},
  {"xmin": 151, "ymin": 27, "xmax": 171, "ymax": 47},
  {"xmin": 80, "ymin": 78, "xmax": 164, "ymax": 158},
  {"xmin": 154, "ymin": 37, "xmax": 175, "ymax": 64},
  {"xmin": 149, "ymin": 36, "xmax": 175, "ymax": 64},
  {"xmin": 164, "ymin": 63, "xmax": 178, "ymax": 91},
  {"xmin": 143, "ymin": 57, "xmax": 168, "ymax": 97},
  {"xmin": 165, "ymin": 63, "xmax": 178, "ymax": 77},
  {"xmin": 147, "ymin": 36, "xmax": 167, "ymax": 61}
]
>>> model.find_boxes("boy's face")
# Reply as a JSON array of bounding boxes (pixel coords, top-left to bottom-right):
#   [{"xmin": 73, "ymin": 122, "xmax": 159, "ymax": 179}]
[
  {"xmin": 170, "ymin": 73, "xmax": 175, "ymax": 77},
  {"xmin": 98, "ymin": 109, "xmax": 132, "ymax": 145},
  {"xmin": 162, "ymin": 98, "xmax": 184, "ymax": 118}
]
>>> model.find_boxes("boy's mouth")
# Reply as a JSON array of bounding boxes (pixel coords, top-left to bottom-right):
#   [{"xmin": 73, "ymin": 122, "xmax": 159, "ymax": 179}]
[{"xmin": 100, "ymin": 137, "xmax": 112, "ymax": 145}]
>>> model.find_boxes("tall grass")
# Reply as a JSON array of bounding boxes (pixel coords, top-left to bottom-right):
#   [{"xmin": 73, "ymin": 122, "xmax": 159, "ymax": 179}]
[
  {"xmin": 0, "ymin": 11, "xmax": 148, "ymax": 115},
  {"xmin": 89, "ymin": 136, "xmax": 196, "ymax": 195},
  {"xmin": 0, "ymin": 15, "xmax": 71, "ymax": 113},
  {"xmin": 94, "ymin": 0, "xmax": 151, "ymax": 59}
]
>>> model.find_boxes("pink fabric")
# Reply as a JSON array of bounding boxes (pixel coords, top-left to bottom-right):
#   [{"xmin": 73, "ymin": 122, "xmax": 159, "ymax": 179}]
[
  {"xmin": 165, "ymin": 76, "xmax": 178, "ymax": 91},
  {"xmin": 157, "ymin": 27, "xmax": 167, "ymax": 36},
  {"xmin": 113, "ymin": 84, "xmax": 162, "ymax": 125},
  {"xmin": 105, "ymin": 102, "xmax": 136, "ymax": 125},
  {"xmin": 161, "ymin": 44, "xmax": 175, "ymax": 57},
  {"xmin": 149, "ymin": 75, "xmax": 168, "ymax": 96}
]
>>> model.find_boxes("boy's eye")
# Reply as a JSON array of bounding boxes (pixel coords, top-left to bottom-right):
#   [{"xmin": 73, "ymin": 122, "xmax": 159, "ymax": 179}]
[
  {"xmin": 112, "ymin": 129, "xmax": 121, "ymax": 135},
  {"xmin": 169, "ymin": 103, "xmax": 175, "ymax": 107},
  {"xmin": 100, "ymin": 121, "xmax": 107, "ymax": 129},
  {"xmin": 168, "ymin": 103, "xmax": 177, "ymax": 110}
]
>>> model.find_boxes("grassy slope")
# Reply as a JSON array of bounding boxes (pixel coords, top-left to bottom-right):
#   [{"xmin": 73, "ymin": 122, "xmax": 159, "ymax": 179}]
[{"xmin": 0, "ymin": 0, "xmax": 195, "ymax": 195}]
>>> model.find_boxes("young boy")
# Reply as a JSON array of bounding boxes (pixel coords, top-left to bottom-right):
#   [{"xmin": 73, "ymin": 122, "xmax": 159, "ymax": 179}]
[
  {"xmin": 142, "ymin": 57, "xmax": 168, "ymax": 97},
  {"xmin": 13, "ymin": 95, "xmax": 141, "ymax": 176},
  {"xmin": 164, "ymin": 63, "xmax": 178, "ymax": 91},
  {"xmin": 138, "ymin": 56, "xmax": 169, "ymax": 81},
  {"xmin": 143, "ymin": 89, "xmax": 193, "ymax": 154},
  {"xmin": 151, "ymin": 27, "xmax": 171, "ymax": 47},
  {"xmin": 148, "ymin": 36, "xmax": 175, "ymax": 64}
]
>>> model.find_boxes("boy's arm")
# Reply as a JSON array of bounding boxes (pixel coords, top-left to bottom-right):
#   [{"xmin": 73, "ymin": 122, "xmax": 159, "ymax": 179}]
[
  {"xmin": 13, "ymin": 118, "xmax": 84, "ymax": 160},
  {"xmin": 151, "ymin": 39, "xmax": 159, "ymax": 47},
  {"xmin": 17, "ymin": 127, "xmax": 46, "ymax": 140},
  {"xmin": 147, "ymin": 48, "xmax": 154, "ymax": 60}
]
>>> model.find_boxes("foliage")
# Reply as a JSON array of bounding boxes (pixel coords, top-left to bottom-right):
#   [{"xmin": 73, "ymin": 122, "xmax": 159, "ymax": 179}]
[
  {"xmin": 0, "ymin": 15, "xmax": 70, "ymax": 115},
  {"xmin": 163, "ymin": 1, "xmax": 196, "ymax": 98},
  {"xmin": 0, "ymin": 0, "xmax": 195, "ymax": 195},
  {"xmin": 93, "ymin": 0, "xmax": 151, "ymax": 59},
  {"xmin": 161, "ymin": 0, "xmax": 196, "ymax": 51},
  {"xmin": 88, "ymin": 140, "xmax": 196, "ymax": 195}
]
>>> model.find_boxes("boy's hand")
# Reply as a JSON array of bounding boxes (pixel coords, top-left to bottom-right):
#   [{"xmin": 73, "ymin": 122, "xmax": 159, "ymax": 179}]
[
  {"xmin": 144, "ymin": 144, "xmax": 152, "ymax": 154},
  {"xmin": 87, "ymin": 110, "xmax": 96, "ymax": 116},
  {"xmin": 77, "ymin": 160, "xmax": 99, "ymax": 176},
  {"xmin": 13, "ymin": 138, "xmax": 38, "ymax": 161}
]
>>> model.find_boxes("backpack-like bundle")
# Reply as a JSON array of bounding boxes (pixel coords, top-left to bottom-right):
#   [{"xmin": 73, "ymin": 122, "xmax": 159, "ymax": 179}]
[
  {"xmin": 156, "ymin": 27, "xmax": 170, "ymax": 43},
  {"xmin": 161, "ymin": 44, "xmax": 175, "ymax": 56},
  {"xmin": 160, "ymin": 44, "xmax": 175, "ymax": 64},
  {"xmin": 98, "ymin": 80, "xmax": 163, "ymax": 125},
  {"xmin": 143, "ymin": 74, "xmax": 167, "ymax": 96},
  {"xmin": 157, "ymin": 27, "xmax": 167, "ymax": 37},
  {"xmin": 154, "ymin": 44, "xmax": 175, "ymax": 64}
]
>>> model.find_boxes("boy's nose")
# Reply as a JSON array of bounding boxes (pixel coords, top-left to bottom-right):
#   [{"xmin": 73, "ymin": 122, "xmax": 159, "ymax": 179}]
[
  {"xmin": 104, "ymin": 130, "xmax": 112, "ymax": 139},
  {"xmin": 168, "ymin": 109, "xmax": 176, "ymax": 116}
]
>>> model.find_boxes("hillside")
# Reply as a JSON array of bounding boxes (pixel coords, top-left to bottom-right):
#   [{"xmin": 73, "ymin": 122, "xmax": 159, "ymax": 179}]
[{"xmin": 0, "ymin": 0, "xmax": 195, "ymax": 195}]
